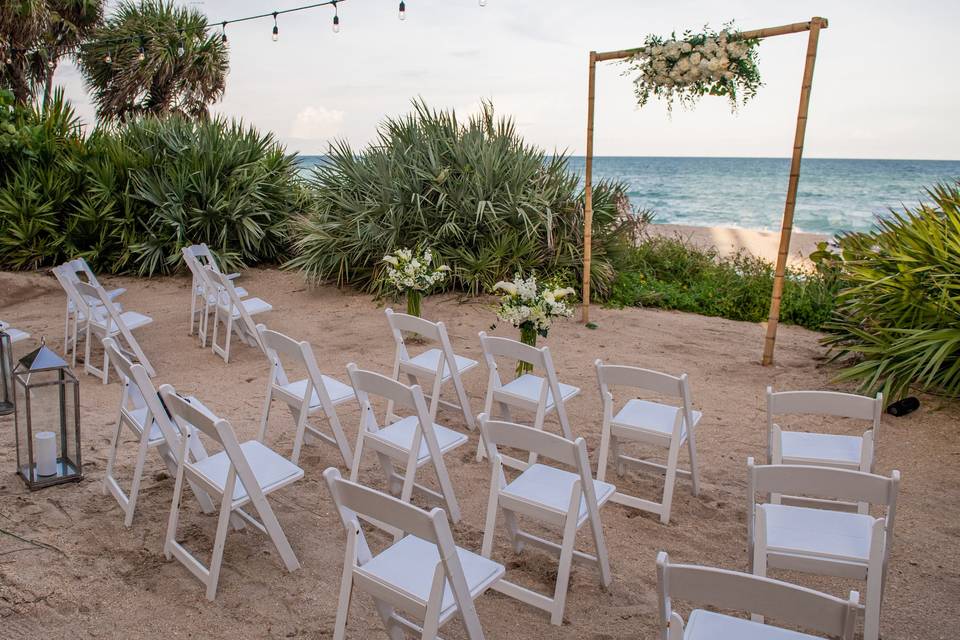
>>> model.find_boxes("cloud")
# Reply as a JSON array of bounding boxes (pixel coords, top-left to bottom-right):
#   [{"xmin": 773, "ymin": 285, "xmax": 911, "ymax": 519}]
[{"xmin": 290, "ymin": 106, "xmax": 345, "ymax": 141}]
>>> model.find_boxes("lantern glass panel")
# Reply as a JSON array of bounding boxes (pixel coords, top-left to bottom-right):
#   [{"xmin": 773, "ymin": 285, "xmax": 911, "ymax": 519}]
[{"xmin": 0, "ymin": 331, "xmax": 12, "ymax": 415}]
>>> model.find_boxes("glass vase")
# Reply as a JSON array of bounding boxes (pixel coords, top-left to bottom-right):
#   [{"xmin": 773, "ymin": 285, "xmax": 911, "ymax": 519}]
[
  {"xmin": 406, "ymin": 290, "xmax": 422, "ymax": 318},
  {"xmin": 516, "ymin": 323, "xmax": 538, "ymax": 376}
]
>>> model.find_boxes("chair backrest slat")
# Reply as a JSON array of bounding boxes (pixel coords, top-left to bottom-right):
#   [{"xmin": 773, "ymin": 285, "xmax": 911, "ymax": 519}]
[
  {"xmin": 657, "ymin": 551, "xmax": 858, "ymax": 639},
  {"xmin": 348, "ymin": 365, "xmax": 419, "ymax": 412},
  {"xmin": 479, "ymin": 332, "xmax": 547, "ymax": 369},
  {"xmin": 481, "ymin": 416, "xmax": 578, "ymax": 467},
  {"xmin": 385, "ymin": 308, "xmax": 443, "ymax": 342},
  {"xmin": 749, "ymin": 460, "xmax": 899, "ymax": 506},
  {"xmin": 596, "ymin": 361, "xmax": 685, "ymax": 398},
  {"xmin": 768, "ymin": 389, "xmax": 882, "ymax": 422}
]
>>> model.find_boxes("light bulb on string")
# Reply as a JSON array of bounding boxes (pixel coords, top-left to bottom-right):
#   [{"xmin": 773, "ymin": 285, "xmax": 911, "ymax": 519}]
[
  {"xmin": 177, "ymin": 29, "xmax": 185, "ymax": 56},
  {"xmin": 221, "ymin": 22, "xmax": 228, "ymax": 44},
  {"xmin": 479, "ymin": 0, "xmax": 487, "ymax": 5},
  {"xmin": 104, "ymin": 51, "xmax": 112, "ymax": 64},
  {"xmin": 272, "ymin": 12, "xmax": 279, "ymax": 41},
  {"xmin": 332, "ymin": 1, "xmax": 340, "ymax": 33},
  {"xmin": 398, "ymin": 1, "xmax": 406, "ymax": 20}
]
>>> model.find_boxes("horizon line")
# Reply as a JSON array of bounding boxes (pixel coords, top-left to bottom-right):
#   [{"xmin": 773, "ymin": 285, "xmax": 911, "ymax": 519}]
[{"xmin": 293, "ymin": 153, "xmax": 960, "ymax": 163}]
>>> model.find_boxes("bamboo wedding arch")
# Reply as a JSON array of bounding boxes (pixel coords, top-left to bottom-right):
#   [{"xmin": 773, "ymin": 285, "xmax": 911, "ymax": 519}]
[{"xmin": 580, "ymin": 17, "xmax": 828, "ymax": 366}]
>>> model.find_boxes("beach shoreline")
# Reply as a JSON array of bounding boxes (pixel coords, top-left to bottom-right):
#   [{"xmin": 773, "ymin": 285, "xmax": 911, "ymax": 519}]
[{"xmin": 649, "ymin": 223, "xmax": 830, "ymax": 267}]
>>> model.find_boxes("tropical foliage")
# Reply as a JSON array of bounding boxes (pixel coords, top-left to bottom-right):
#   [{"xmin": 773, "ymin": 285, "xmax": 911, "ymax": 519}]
[
  {"xmin": 287, "ymin": 100, "xmax": 634, "ymax": 298},
  {"xmin": 0, "ymin": 0, "xmax": 105, "ymax": 106},
  {"xmin": 78, "ymin": 0, "xmax": 228, "ymax": 120},
  {"xmin": 607, "ymin": 231, "xmax": 842, "ymax": 331},
  {"xmin": 0, "ymin": 94, "xmax": 302, "ymax": 274},
  {"xmin": 822, "ymin": 182, "xmax": 960, "ymax": 400},
  {"xmin": 624, "ymin": 22, "xmax": 761, "ymax": 112}
]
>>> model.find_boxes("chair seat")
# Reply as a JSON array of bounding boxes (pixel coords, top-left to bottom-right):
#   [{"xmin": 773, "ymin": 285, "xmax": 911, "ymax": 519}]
[
  {"xmin": 761, "ymin": 504, "xmax": 874, "ymax": 563},
  {"xmin": 128, "ymin": 407, "xmax": 166, "ymax": 444},
  {"xmin": 219, "ymin": 297, "xmax": 272, "ymax": 318},
  {"xmin": 497, "ymin": 374, "xmax": 580, "ymax": 410},
  {"xmin": 404, "ymin": 348, "xmax": 479, "ymax": 382},
  {"xmin": 91, "ymin": 311, "xmax": 153, "ymax": 334},
  {"xmin": 282, "ymin": 376, "xmax": 355, "ymax": 407},
  {"xmin": 359, "ymin": 534, "xmax": 504, "ymax": 621},
  {"xmin": 192, "ymin": 441, "xmax": 304, "ymax": 503},
  {"xmin": 0, "ymin": 324, "xmax": 30, "ymax": 344},
  {"xmin": 780, "ymin": 431, "xmax": 863, "ymax": 466},
  {"xmin": 67, "ymin": 287, "xmax": 124, "ymax": 313},
  {"xmin": 374, "ymin": 416, "xmax": 468, "ymax": 463},
  {"xmin": 612, "ymin": 399, "xmax": 701, "ymax": 440},
  {"xmin": 502, "ymin": 463, "xmax": 615, "ymax": 522},
  {"xmin": 684, "ymin": 609, "xmax": 822, "ymax": 640}
]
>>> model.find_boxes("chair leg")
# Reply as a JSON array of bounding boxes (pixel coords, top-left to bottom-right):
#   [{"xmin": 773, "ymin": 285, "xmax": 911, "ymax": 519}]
[
  {"xmin": 205, "ymin": 491, "xmax": 235, "ymax": 601},
  {"xmin": 450, "ymin": 372, "xmax": 475, "ymax": 430},
  {"xmin": 333, "ymin": 531, "xmax": 356, "ymax": 640},
  {"xmin": 481, "ymin": 488, "xmax": 499, "ymax": 559},
  {"xmin": 686, "ymin": 430, "xmax": 700, "ymax": 497},
  {"xmin": 327, "ymin": 408, "xmax": 354, "ymax": 470},
  {"xmin": 103, "ymin": 416, "xmax": 124, "ymax": 496},
  {"xmin": 527, "ymin": 404, "xmax": 548, "ymax": 467},
  {"xmin": 550, "ymin": 502, "xmax": 580, "ymax": 626},
  {"xmin": 596, "ymin": 421, "xmax": 612, "ymax": 483},
  {"xmin": 290, "ymin": 402, "xmax": 310, "ymax": 466},
  {"xmin": 660, "ymin": 439, "xmax": 683, "ymax": 525},
  {"xmin": 123, "ymin": 432, "xmax": 152, "ymax": 528}
]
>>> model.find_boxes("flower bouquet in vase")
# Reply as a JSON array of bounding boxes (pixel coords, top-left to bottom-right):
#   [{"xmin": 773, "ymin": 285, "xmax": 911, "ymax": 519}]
[
  {"xmin": 382, "ymin": 247, "xmax": 450, "ymax": 318},
  {"xmin": 493, "ymin": 274, "xmax": 575, "ymax": 375}
]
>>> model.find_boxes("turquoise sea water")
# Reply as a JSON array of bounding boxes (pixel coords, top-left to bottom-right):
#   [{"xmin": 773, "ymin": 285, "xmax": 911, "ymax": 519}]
[{"xmin": 297, "ymin": 156, "xmax": 960, "ymax": 236}]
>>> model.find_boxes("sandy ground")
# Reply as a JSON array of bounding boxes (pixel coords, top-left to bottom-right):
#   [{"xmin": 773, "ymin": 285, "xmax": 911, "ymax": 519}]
[
  {"xmin": 650, "ymin": 223, "xmax": 830, "ymax": 267},
  {"xmin": 1, "ymin": 267, "xmax": 957, "ymax": 640}
]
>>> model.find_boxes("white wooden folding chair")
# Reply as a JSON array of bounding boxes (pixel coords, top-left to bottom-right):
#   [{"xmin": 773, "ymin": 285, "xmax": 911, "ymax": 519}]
[
  {"xmin": 656, "ymin": 551, "xmax": 859, "ymax": 640},
  {"xmin": 0, "ymin": 321, "xmax": 29, "ymax": 344},
  {"xmin": 159, "ymin": 384, "xmax": 303, "ymax": 600},
  {"xmin": 102, "ymin": 338, "xmax": 215, "ymax": 527},
  {"xmin": 748, "ymin": 458, "xmax": 900, "ymax": 640},
  {"xmin": 257, "ymin": 324, "xmax": 355, "ymax": 467},
  {"xmin": 768, "ymin": 387, "xmax": 883, "ymax": 476},
  {"xmin": 73, "ymin": 280, "xmax": 154, "ymax": 384},
  {"xmin": 52, "ymin": 264, "xmax": 108, "ymax": 367},
  {"xmin": 474, "ymin": 332, "xmax": 579, "ymax": 469},
  {"xmin": 595, "ymin": 360, "xmax": 701, "ymax": 524},
  {"xmin": 478, "ymin": 414, "xmax": 614, "ymax": 626},
  {"xmin": 181, "ymin": 244, "xmax": 247, "ymax": 340},
  {"xmin": 347, "ymin": 364, "xmax": 467, "ymax": 523},
  {"xmin": 324, "ymin": 467, "xmax": 504, "ymax": 640},
  {"xmin": 384, "ymin": 308, "xmax": 478, "ymax": 430},
  {"xmin": 57, "ymin": 258, "xmax": 125, "ymax": 360},
  {"xmin": 207, "ymin": 267, "xmax": 271, "ymax": 363}
]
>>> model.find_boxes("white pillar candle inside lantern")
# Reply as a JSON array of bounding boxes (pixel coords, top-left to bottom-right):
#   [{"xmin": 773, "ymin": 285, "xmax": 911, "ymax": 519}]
[{"xmin": 35, "ymin": 431, "xmax": 57, "ymax": 477}]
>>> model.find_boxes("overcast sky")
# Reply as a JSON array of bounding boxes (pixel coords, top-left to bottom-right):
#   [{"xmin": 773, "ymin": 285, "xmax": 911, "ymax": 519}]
[{"xmin": 56, "ymin": 0, "xmax": 960, "ymax": 160}]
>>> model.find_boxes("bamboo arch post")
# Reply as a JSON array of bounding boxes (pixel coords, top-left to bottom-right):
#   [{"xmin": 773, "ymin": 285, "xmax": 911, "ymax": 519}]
[{"xmin": 581, "ymin": 18, "xmax": 828, "ymax": 367}]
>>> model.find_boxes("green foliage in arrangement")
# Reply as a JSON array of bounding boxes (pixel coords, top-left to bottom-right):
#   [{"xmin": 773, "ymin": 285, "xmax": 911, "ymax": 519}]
[
  {"xmin": 607, "ymin": 233, "xmax": 841, "ymax": 331},
  {"xmin": 822, "ymin": 182, "xmax": 960, "ymax": 400},
  {"xmin": 78, "ymin": 0, "xmax": 228, "ymax": 121},
  {"xmin": 0, "ymin": 95, "xmax": 303, "ymax": 274},
  {"xmin": 286, "ymin": 100, "xmax": 636, "ymax": 298}
]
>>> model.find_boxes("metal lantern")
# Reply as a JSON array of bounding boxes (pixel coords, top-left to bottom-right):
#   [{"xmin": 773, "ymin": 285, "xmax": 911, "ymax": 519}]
[
  {"xmin": 0, "ymin": 329, "xmax": 12, "ymax": 416},
  {"xmin": 13, "ymin": 340, "xmax": 83, "ymax": 490}
]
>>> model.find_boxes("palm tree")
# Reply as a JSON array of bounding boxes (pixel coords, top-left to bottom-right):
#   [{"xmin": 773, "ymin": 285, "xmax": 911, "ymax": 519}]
[
  {"xmin": 78, "ymin": 0, "xmax": 228, "ymax": 121},
  {"xmin": 0, "ymin": 0, "xmax": 103, "ymax": 106}
]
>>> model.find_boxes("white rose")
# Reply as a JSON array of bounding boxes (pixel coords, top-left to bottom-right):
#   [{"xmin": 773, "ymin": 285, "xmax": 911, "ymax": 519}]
[
  {"xmin": 681, "ymin": 41, "xmax": 692, "ymax": 53},
  {"xmin": 690, "ymin": 52, "xmax": 702, "ymax": 66},
  {"xmin": 382, "ymin": 255, "xmax": 399, "ymax": 266},
  {"xmin": 494, "ymin": 281, "xmax": 518, "ymax": 296},
  {"xmin": 677, "ymin": 58, "xmax": 690, "ymax": 72}
]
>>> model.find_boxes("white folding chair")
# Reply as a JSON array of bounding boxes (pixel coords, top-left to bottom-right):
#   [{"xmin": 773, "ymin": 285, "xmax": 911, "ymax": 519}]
[
  {"xmin": 207, "ymin": 267, "xmax": 271, "ymax": 363},
  {"xmin": 73, "ymin": 280, "xmax": 154, "ymax": 384},
  {"xmin": 57, "ymin": 258, "xmax": 125, "ymax": 359},
  {"xmin": 52, "ymin": 264, "xmax": 107, "ymax": 367},
  {"xmin": 478, "ymin": 414, "xmax": 613, "ymax": 626},
  {"xmin": 474, "ymin": 332, "xmax": 579, "ymax": 469},
  {"xmin": 385, "ymin": 308, "xmax": 478, "ymax": 430},
  {"xmin": 0, "ymin": 321, "xmax": 30, "ymax": 344},
  {"xmin": 102, "ymin": 338, "xmax": 215, "ymax": 527},
  {"xmin": 657, "ymin": 551, "xmax": 859, "ymax": 640},
  {"xmin": 257, "ymin": 324, "xmax": 355, "ymax": 467},
  {"xmin": 160, "ymin": 384, "xmax": 303, "ymax": 600},
  {"xmin": 324, "ymin": 467, "xmax": 504, "ymax": 640},
  {"xmin": 347, "ymin": 364, "xmax": 467, "ymax": 523},
  {"xmin": 748, "ymin": 459, "xmax": 900, "ymax": 640},
  {"xmin": 595, "ymin": 360, "xmax": 701, "ymax": 524},
  {"xmin": 181, "ymin": 244, "xmax": 247, "ymax": 340},
  {"xmin": 768, "ymin": 387, "xmax": 883, "ymax": 477}
]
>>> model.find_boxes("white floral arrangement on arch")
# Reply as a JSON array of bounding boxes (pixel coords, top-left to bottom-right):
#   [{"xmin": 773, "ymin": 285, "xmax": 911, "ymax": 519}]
[
  {"xmin": 382, "ymin": 247, "xmax": 450, "ymax": 293},
  {"xmin": 624, "ymin": 22, "xmax": 761, "ymax": 113},
  {"xmin": 493, "ymin": 274, "xmax": 576, "ymax": 338}
]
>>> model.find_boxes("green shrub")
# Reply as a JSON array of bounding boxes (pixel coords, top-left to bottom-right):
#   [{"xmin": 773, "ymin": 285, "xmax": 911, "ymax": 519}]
[
  {"xmin": 286, "ymin": 100, "xmax": 633, "ymax": 298},
  {"xmin": 0, "ymin": 98, "xmax": 303, "ymax": 275},
  {"xmin": 607, "ymin": 234, "xmax": 840, "ymax": 331},
  {"xmin": 822, "ymin": 181, "xmax": 960, "ymax": 400}
]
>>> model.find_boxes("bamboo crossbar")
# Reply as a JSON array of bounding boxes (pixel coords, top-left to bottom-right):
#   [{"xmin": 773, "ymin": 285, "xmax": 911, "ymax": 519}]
[
  {"xmin": 581, "ymin": 17, "xmax": 828, "ymax": 367},
  {"xmin": 593, "ymin": 19, "xmax": 829, "ymax": 62}
]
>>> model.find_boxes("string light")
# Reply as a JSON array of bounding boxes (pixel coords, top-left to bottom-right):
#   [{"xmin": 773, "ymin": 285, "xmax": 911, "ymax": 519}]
[
  {"xmin": 398, "ymin": 1, "xmax": 406, "ymax": 21},
  {"xmin": 104, "ymin": 51, "xmax": 112, "ymax": 64},
  {"xmin": 332, "ymin": 1, "xmax": 340, "ymax": 33},
  {"xmin": 137, "ymin": 37, "xmax": 146, "ymax": 62},
  {"xmin": 177, "ymin": 29, "xmax": 185, "ymax": 56},
  {"xmin": 221, "ymin": 22, "xmax": 228, "ymax": 43},
  {"xmin": 479, "ymin": 0, "xmax": 487, "ymax": 5},
  {"xmin": 272, "ymin": 12, "xmax": 279, "ymax": 41}
]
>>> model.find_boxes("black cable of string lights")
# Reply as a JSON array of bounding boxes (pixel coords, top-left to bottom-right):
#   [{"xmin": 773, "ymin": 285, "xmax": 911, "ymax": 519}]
[{"xmin": 2, "ymin": 0, "xmax": 485, "ymax": 64}]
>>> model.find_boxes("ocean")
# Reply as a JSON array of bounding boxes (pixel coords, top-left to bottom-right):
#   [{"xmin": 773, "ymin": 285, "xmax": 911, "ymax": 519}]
[{"xmin": 297, "ymin": 156, "xmax": 960, "ymax": 236}]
